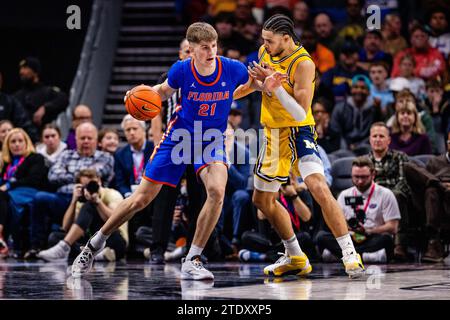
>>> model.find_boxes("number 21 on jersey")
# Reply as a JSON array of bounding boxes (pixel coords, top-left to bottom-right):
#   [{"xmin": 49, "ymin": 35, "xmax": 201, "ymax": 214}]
[{"xmin": 198, "ymin": 103, "xmax": 217, "ymax": 116}]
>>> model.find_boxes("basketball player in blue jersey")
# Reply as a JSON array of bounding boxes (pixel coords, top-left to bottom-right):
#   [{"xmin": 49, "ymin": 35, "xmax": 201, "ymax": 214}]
[{"xmin": 71, "ymin": 22, "xmax": 253, "ymax": 280}]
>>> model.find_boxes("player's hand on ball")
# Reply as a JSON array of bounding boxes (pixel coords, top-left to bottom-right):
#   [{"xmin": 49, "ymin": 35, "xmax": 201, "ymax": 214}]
[
  {"xmin": 124, "ymin": 90, "xmax": 131, "ymax": 103},
  {"xmin": 263, "ymin": 71, "xmax": 287, "ymax": 93}
]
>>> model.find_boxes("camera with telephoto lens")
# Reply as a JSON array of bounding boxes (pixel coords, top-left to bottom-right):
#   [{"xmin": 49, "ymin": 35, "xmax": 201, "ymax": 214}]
[
  {"xmin": 78, "ymin": 181, "xmax": 100, "ymax": 203},
  {"xmin": 344, "ymin": 196, "xmax": 366, "ymax": 229}
]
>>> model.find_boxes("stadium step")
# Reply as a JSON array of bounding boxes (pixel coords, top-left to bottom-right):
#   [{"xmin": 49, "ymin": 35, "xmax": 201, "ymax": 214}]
[{"xmin": 102, "ymin": 0, "xmax": 181, "ymax": 137}]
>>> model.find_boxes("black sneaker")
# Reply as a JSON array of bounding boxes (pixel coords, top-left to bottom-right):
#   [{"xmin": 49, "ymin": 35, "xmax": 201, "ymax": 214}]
[{"xmin": 24, "ymin": 249, "xmax": 39, "ymax": 260}]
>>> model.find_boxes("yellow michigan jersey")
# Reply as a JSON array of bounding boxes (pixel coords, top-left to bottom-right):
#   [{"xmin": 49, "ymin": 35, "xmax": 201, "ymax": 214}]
[
  {"xmin": 254, "ymin": 45, "xmax": 322, "ymax": 183},
  {"xmin": 258, "ymin": 45, "xmax": 315, "ymax": 128}
]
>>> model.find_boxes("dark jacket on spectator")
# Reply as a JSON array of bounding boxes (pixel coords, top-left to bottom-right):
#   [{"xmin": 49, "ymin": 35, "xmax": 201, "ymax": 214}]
[
  {"xmin": 114, "ymin": 141, "xmax": 154, "ymax": 197},
  {"xmin": 321, "ymin": 64, "xmax": 367, "ymax": 103},
  {"xmin": 330, "ymin": 96, "xmax": 383, "ymax": 148},
  {"xmin": 389, "ymin": 132, "xmax": 433, "ymax": 156},
  {"xmin": 14, "ymin": 82, "xmax": 68, "ymax": 126},
  {"xmin": 0, "ymin": 92, "xmax": 39, "ymax": 142},
  {"xmin": 0, "ymin": 153, "xmax": 48, "ymax": 190}
]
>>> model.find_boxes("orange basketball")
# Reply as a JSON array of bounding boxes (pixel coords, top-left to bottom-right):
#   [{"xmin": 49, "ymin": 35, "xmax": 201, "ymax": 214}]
[{"xmin": 124, "ymin": 84, "xmax": 162, "ymax": 121}]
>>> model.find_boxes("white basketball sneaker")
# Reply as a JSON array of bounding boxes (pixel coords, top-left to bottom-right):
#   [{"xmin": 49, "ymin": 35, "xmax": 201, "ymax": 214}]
[
  {"xmin": 342, "ymin": 250, "xmax": 365, "ymax": 278},
  {"xmin": 180, "ymin": 255, "xmax": 214, "ymax": 280},
  {"xmin": 71, "ymin": 237, "xmax": 105, "ymax": 277}
]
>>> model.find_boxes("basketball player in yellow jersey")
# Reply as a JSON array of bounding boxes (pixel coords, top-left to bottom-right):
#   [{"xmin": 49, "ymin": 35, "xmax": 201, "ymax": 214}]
[{"xmin": 234, "ymin": 14, "xmax": 364, "ymax": 278}]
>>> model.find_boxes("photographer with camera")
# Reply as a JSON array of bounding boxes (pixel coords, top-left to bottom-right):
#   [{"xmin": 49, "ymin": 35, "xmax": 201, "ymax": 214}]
[
  {"xmin": 37, "ymin": 169, "xmax": 127, "ymax": 262},
  {"xmin": 316, "ymin": 157, "xmax": 401, "ymax": 263}
]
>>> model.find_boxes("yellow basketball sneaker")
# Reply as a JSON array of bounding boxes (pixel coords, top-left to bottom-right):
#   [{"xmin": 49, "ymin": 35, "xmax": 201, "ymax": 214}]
[
  {"xmin": 264, "ymin": 252, "xmax": 312, "ymax": 277},
  {"xmin": 342, "ymin": 251, "xmax": 365, "ymax": 278}
]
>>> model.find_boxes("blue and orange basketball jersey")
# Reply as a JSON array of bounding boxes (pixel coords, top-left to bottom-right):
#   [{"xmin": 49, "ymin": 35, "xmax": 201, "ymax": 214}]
[{"xmin": 144, "ymin": 56, "xmax": 249, "ymax": 187}]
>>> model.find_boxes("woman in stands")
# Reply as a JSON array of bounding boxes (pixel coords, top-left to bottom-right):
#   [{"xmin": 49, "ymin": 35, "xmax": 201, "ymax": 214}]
[
  {"xmin": 98, "ymin": 128, "xmax": 120, "ymax": 155},
  {"xmin": 36, "ymin": 124, "xmax": 67, "ymax": 166},
  {"xmin": 0, "ymin": 128, "xmax": 48, "ymax": 258},
  {"xmin": 390, "ymin": 100, "xmax": 433, "ymax": 156}
]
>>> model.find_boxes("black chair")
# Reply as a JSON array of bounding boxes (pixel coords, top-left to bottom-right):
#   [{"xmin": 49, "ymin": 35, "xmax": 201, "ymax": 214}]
[
  {"xmin": 330, "ymin": 156, "xmax": 355, "ymax": 196},
  {"xmin": 330, "ymin": 149, "xmax": 356, "ymax": 159}
]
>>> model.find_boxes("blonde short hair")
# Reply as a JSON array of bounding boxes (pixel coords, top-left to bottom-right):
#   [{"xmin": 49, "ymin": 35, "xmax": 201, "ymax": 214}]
[
  {"xmin": 2, "ymin": 128, "xmax": 35, "ymax": 163},
  {"xmin": 186, "ymin": 22, "xmax": 218, "ymax": 44}
]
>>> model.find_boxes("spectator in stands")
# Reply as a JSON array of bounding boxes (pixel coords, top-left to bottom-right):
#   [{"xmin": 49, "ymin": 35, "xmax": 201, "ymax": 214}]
[
  {"xmin": 301, "ymin": 28, "xmax": 336, "ymax": 74},
  {"xmin": 98, "ymin": 128, "xmax": 119, "ymax": 155},
  {"xmin": 26, "ymin": 122, "xmax": 114, "ymax": 259},
  {"xmin": 114, "ymin": 115, "xmax": 161, "ymax": 260},
  {"xmin": 312, "ymin": 98, "xmax": 340, "ymax": 153},
  {"xmin": 367, "ymin": 122, "xmax": 411, "ymax": 260},
  {"xmin": 316, "ymin": 156, "xmax": 400, "ymax": 263},
  {"xmin": 404, "ymin": 131, "xmax": 450, "ymax": 262},
  {"xmin": 234, "ymin": 0, "xmax": 254, "ymax": 32},
  {"xmin": 420, "ymin": 79, "xmax": 450, "ymax": 141},
  {"xmin": 293, "ymin": 1, "xmax": 311, "ymax": 38},
  {"xmin": 159, "ymin": 185, "xmax": 189, "ymax": 262},
  {"xmin": 252, "ymin": 0, "xmax": 300, "ymax": 24},
  {"xmin": 66, "ymin": 104, "xmax": 93, "ymax": 150},
  {"xmin": 228, "ymin": 107, "xmax": 243, "ymax": 130},
  {"xmin": 239, "ymin": 15, "xmax": 260, "ymax": 47},
  {"xmin": 37, "ymin": 169, "xmax": 127, "ymax": 262},
  {"xmin": 390, "ymin": 100, "xmax": 433, "ymax": 156},
  {"xmin": 207, "ymin": 0, "xmax": 237, "ymax": 18},
  {"xmin": 0, "ymin": 121, "xmax": 13, "ymax": 151},
  {"xmin": 14, "ymin": 57, "xmax": 68, "ymax": 131},
  {"xmin": 369, "ymin": 61, "xmax": 394, "ymax": 112},
  {"xmin": 214, "ymin": 12, "xmax": 255, "ymax": 57},
  {"xmin": 0, "ymin": 128, "xmax": 48, "ymax": 257},
  {"xmin": 391, "ymin": 54, "xmax": 426, "ymax": 99},
  {"xmin": 0, "ymin": 72, "xmax": 38, "ymax": 143},
  {"xmin": 321, "ymin": 40, "xmax": 366, "ymax": 103},
  {"xmin": 147, "ymin": 126, "xmax": 154, "ymax": 144},
  {"xmin": 427, "ymin": 8, "xmax": 450, "ymax": 59},
  {"xmin": 358, "ymin": 30, "xmax": 393, "ymax": 72},
  {"xmin": 314, "ymin": 72, "xmax": 335, "ymax": 107},
  {"xmin": 381, "ymin": 13, "xmax": 408, "ymax": 57},
  {"xmin": 391, "ymin": 24, "xmax": 446, "ymax": 81},
  {"xmin": 337, "ymin": 0, "xmax": 365, "ymax": 42},
  {"xmin": 330, "ymin": 74, "xmax": 383, "ymax": 150},
  {"xmin": 314, "ymin": 13, "xmax": 341, "ymax": 54},
  {"xmin": 36, "ymin": 124, "xmax": 67, "ymax": 167},
  {"xmin": 216, "ymin": 123, "xmax": 251, "ymax": 249}
]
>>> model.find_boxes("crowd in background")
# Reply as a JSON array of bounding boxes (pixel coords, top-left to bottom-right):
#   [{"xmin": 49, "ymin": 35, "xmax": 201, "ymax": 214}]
[{"xmin": 0, "ymin": 0, "xmax": 449, "ymax": 265}]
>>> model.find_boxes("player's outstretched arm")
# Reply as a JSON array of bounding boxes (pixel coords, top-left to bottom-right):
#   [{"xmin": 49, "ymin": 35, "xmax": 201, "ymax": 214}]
[
  {"xmin": 233, "ymin": 64, "xmax": 267, "ymax": 100},
  {"xmin": 152, "ymin": 79, "xmax": 176, "ymax": 102}
]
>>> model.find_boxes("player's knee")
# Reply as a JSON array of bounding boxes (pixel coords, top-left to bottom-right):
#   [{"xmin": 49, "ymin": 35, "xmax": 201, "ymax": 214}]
[
  {"xmin": 207, "ymin": 185, "xmax": 225, "ymax": 203},
  {"xmin": 252, "ymin": 192, "xmax": 272, "ymax": 211},
  {"xmin": 306, "ymin": 175, "xmax": 329, "ymax": 201}
]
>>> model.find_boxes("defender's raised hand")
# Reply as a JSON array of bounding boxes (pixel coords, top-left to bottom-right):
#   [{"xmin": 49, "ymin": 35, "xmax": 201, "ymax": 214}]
[
  {"xmin": 248, "ymin": 61, "xmax": 274, "ymax": 82},
  {"xmin": 263, "ymin": 71, "xmax": 287, "ymax": 93}
]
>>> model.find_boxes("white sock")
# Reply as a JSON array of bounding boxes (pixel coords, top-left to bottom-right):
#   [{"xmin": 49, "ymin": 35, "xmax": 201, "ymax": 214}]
[
  {"xmin": 282, "ymin": 235, "xmax": 303, "ymax": 256},
  {"xmin": 186, "ymin": 244, "xmax": 203, "ymax": 261},
  {"xmin": 59, "ymin": 240, "xmax": 70, "ymax": 252},
  {"xmin": 336, "ymin": 234, "xmax": 356, "ymax": 256},
  {"xmin": 90, "ymin": 230, "xmax": 109, "ymax": 250}
]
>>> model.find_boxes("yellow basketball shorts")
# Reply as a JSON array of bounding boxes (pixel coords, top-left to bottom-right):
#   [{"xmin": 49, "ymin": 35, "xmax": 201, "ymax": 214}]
[{"xmin": 254, "ymin": 125, "xmax": 324, "ymax": 185}]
